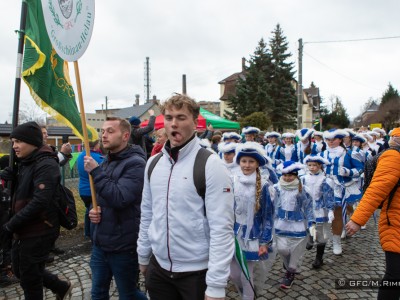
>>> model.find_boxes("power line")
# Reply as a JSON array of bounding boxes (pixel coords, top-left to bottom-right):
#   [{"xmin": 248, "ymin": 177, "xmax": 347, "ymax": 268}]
[
  {"xmin": 303, "ymin": 51, "xmax": 381, "ymax": 92},
  {"xmin": 305, "ymin": 35, "xmax": 400, "ymax": 44}
]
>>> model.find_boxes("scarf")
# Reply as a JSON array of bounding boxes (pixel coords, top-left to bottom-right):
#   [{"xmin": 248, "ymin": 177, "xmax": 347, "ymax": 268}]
[
  {"xmin": 235, "ymin": 172, "xmax": 257, "ymax": 244},
  {"xmin": 279, "ymin": 177, "xmax": 299, "ymax": 190},
  {"xmin": 326, "ymin": 146, "xmax": 345, "ymax": 158}
]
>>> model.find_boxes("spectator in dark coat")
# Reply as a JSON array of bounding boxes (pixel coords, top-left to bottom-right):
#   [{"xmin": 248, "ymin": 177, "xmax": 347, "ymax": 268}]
[{"xmin": 129, "ymin": 109, "xmax": 156, "ymax": 158}]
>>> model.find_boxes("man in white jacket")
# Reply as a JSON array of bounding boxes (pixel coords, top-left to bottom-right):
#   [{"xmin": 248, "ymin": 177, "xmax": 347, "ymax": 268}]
[{"xmin": 137, "ymin": 94, "xmax": 235, "ymax": 300}]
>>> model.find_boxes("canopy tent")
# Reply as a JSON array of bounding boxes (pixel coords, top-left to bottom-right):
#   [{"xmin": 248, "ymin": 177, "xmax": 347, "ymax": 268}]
[
  {"xmin": 140, "ymin": 108, "xmax": 240, "ymax": 130},
  {"xmin": 199, "ymin": 108, "xmax": 240, "ymax": 130}
]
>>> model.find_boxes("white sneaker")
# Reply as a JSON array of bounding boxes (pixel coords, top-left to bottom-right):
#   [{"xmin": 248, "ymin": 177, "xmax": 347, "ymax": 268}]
[
  {"xmin": 341, "ymin": 230, "xmax": 346, "ymax": 239},
  {"xmin": 361, "ymin": 225, "xmax": 367, "ymax": 230},
  {"xmin": 332, "ymin": 235, "xmax": 342, "ymax": 255}
]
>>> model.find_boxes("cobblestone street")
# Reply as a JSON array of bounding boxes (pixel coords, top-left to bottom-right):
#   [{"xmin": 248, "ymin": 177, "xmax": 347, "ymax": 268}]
[{"xmin": 1, "ymin": 216, "xmax": 384, "ymax": 299}]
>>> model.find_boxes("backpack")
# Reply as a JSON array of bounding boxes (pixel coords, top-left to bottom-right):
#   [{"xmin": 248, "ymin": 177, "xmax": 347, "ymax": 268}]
[
  {"xmin": 147, "ymin": 148, "xmax": 212, "ymax": 215},
  {"xmin": 55, "ymin": 183, "xmax": 78, "ymax": 230},
  {"xmin": 362, "ymin": 147, "xmax": 400, "ymax": 224}
]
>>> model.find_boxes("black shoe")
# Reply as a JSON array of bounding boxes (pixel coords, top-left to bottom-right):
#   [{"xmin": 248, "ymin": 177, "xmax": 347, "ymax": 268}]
[
  {"xmin": 46, "ymin": 255, "xmax": 55, "ymax": 264},
  {"xmin": 0, "ymin": 270, "xmax": 19, "ymax": 287},
  {"xmin": 56, "ymin": 281, "xmax": 72, "ymax": 300},
  {"xmin": 312, "ymin": 257, "xmax": 324, "ymax": 269},
  {"xmin": 51, "ymin": 247, "xmax": 65, "ymax": 255},
  {"xmin": 306, "ymin": 236, "xmax": 314, "ymax": 250},
  {"xmin": 280, "ymin": 271, "xmax": 295, "ymax": 289}
]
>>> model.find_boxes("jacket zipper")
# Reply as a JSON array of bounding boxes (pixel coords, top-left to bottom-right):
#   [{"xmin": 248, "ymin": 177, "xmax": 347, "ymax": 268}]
[{"xmin": 166, "ymin": 157, "xmax": 176, "ymax": 272}]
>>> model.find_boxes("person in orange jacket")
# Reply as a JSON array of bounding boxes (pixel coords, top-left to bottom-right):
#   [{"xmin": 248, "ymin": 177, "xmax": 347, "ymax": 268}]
[{"xmin": 346, "ymin": 127, "xmax": 400, "ymax": 300}]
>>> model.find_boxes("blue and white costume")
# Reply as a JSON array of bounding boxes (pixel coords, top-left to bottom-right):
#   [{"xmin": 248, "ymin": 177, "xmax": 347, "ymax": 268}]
[
  {"xmin": 311, "ymin": 131, "xmax": 326, "ymax": 155},
  {"xmin": 295, "ymin": 128, "xmax": 314, "ymax": 164},
  {"xmin": 302, "ymin": 155, "xmax": 334, "ymax": 245},
  {"xmin": 264, "ymin": 131, "xmax": 284, "ymax": 169},
  {"xmin": 274, "ymin": 161, "xmax": 314, "ymax": 274},
  {"xmin": 280, "ymin": 132, "xmax": 297, "ymax": 163},
  {"xmin": 218, "ymin": 142, "xmax": 240, "ymax": 179}
]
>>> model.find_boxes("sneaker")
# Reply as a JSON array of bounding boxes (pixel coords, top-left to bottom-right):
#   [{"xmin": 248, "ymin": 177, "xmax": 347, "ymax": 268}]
[
  {"xmin": 51, "ymin": 247, "xmax": 65, "ymax": 255},
  {"xmin": 341, "ymin": 229, "xmax": 346, "ymax": 239},
  {"xmin": 332, "ymin": 235, "xmax": 342, "ymax": 255},
  {"xmin": 280, "ymin": 272, "xmax": 295, "ymax": 289},
  {"xmin": 361, "ymin": 225, "xmax": 367, "ymax": 230},
  {"xmin": 56, "ymin": 281, "xmax": 72, "ymax": 300},
  {"xmin": 312, "ymin": 257, "xmax": 324, "ymax": 269},
  {"xmin": 0, "ymin": 269, "xmax": 19, "ymax": 287}
]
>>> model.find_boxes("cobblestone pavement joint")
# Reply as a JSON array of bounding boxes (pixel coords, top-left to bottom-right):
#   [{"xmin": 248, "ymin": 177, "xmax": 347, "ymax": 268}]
[{"xmin": 1, "ymin": 216, "xmax": 384, "ymax": 299}]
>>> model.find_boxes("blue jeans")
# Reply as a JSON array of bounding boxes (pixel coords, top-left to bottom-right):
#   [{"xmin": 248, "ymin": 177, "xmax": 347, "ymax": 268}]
[{"xmin": 90, "ymin": 245, "xmax": 147, "ymax": 300}]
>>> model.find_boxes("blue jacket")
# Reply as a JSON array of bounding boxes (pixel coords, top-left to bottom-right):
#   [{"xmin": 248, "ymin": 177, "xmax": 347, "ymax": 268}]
[
  {"xmin": 78, "ymin": 150, "xmax": 104, "ymax": 196},
  {"xmin": 90, "ymin": 145, "xmax": 146, "ymax": 252}
]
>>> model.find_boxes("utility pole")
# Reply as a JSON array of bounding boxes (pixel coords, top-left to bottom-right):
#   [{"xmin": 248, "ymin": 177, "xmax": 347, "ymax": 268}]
[
  {"xmin": 297, "ymin": 38, "xmax": 303, "ymax": 129},
  {"xmin": 182, "ymin": 74, "xmax": 187, "ymax": 95}
]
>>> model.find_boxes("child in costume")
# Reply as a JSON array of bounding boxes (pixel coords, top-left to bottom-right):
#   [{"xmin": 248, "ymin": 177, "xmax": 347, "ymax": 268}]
[
  {"xmin": 295, "ymin": 128, "xmax": 314, "ymax": 164},
  {"xmin": 230, "ymin": 142, "xmax": 275, "ymax": 300},
  {"xmin": 218, "ymin": 142, "xmax": 240, "ymax": 177},
  {"xmin": 311, "ymin": 131, "xmax": 326, "ymax": 154},
  {"xmin": 302, "ymin": 155, "xmax": 334, "ymax": 269},
  {"xmin": 264, "ymin": 131, "xmax": 284, "ymax": 169},
  {"xmin": 242, "ymin": 127, "xmax": 260, "ymax": 143},
  {"xmin": 274, "ymin": 161, "xmax": 314, "ymax": 289}
]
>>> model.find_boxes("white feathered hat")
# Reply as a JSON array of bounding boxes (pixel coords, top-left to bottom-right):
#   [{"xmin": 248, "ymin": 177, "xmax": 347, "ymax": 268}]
[
  {"xmin": 235, "ymin": 142, "xmax": 269, "ymax": 167},
  {"xmin": 323, "ymin": 129, "xmax": 349, "ymax": 140},
  {"xmin": 372, "ymin": 128, "xmax": 386, "ymax": 136},
  {"xmin": 296, "ymin": 128, "xmax": 314, "ymax": 141},
  {"xmin": 265, "ymin": 131, "xmax": 281, "ymax": 138},
  {"xmin": 303, "ymin": 154, "xmax": 330, "ymax": 166},
  {"xmin": 242, "ymin": 126, "xmax": 260, "ymax": 135},
  {"xmin": 277, "ymin": 161, "xmax": 304, "ymax": 174},
  {"xmin": 218, "ymin": 142, "xmax": 237, "ymax": 154},
  {"xmin": 282, "ymin": 132, "xmax": 295, "ymax": 139}
]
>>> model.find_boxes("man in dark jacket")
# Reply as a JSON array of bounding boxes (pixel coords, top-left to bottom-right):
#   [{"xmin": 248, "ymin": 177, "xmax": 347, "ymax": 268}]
[
  {"xmin": 129, "ymin": 109, "xmax": 156, "ymax": 158},
  {"xmin": 84, "ymin": 117, "xmax": 147, "ymax": 299},
  {"xmin": 0, "ymin": 122, "xmax": 71, "ymax": 299}
]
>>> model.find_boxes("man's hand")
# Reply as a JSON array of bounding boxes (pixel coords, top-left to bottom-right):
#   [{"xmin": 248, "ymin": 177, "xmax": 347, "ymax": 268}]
[
  {"xmin": 60, "ymin": 143, "xmax": 72, "ymax": 156},
  {"xmin": 345, "ymin": 220, "xmax": 361, "ymax": 237},
  {"xmin": 84, "ymin": 156, "xmax": 99, "ymax": 173},
  {"xmin": 89, "ymin": 206, "xmax": 102, "ymax": 224},
  {"xmin": 0, "ymin": 167, "xmax": 15, "ymax": 182},
  {"xmin": 139, "ymin": 264, "xmax": 148, "ymax": 276},
  {"xmin": 148, "ymin": 109, "xmax": 155, "ymax": 116}
]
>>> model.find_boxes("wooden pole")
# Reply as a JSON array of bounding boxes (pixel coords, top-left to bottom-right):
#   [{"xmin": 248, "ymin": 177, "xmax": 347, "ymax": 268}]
[{"xmin": 73, "ymin": 60, "xmax": 97, "ymax": 210}]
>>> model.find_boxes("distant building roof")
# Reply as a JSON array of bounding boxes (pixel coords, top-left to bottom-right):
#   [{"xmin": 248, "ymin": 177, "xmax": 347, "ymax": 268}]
[
  {"xmin": 113, "ymin": 102, "xmax": 156, "ymax": 119},
  {"xmin": 0, "ymin": 124, "xmax": 74, "ymax": 137},
  {"xmin": 218, "ymin": 72, "xmax": 246, "ymax": 101},
  {"xmin": 365, "ymin": 101, "xmax": 379, "ymax": 112}
]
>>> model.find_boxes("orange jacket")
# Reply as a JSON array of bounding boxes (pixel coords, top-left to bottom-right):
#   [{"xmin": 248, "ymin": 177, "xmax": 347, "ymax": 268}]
[{"xmin": 351, "ymin": 149, "xmax": 400, "ymax": 253}]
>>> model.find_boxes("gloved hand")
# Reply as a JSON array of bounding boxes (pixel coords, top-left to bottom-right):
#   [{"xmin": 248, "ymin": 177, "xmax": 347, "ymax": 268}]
[
  {"xmin": 309, "ymin": 223, "xmax": 317, "ymax": 241},
  {"xmin": 339, "ymin": 167, "xmax": 351, "ymax": 176},
  {"xmin": 0, "ymin": 224, "xmax": 12, "ymax": 248},
  {"xmin": 0, "ymin": 167, "xmax": 15, "ymax": 182},
  {"xmin": 328, "ymin": 210, "xmax": 335, "ymax": 223}
]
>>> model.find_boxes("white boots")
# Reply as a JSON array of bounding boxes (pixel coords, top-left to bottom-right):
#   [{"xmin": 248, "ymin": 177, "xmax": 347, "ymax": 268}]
[{"xmin": 332, "ymin": 235, "xmax": 342, "ymax": 255}]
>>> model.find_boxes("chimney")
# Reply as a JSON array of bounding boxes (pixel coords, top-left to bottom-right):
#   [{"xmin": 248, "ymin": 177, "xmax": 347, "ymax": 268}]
[
  {"xmin": 182, "ymin": 74, "xmax": 187, "ymax": 95},
  {"xmin": 134, "ymin": 94, "xmax": 140, "ymax": 106},
  {"xmin": 152, "ymin": 95, "xmax": 158, "ymax": 105},
  {"xmin": 242, "ymin": 57, "xmax": 246, "ymax": 71}
]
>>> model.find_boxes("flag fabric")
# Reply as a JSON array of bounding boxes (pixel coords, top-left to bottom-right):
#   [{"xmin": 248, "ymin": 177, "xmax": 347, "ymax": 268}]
[
  {"xmin": 235, "ymin": 237, "xmax": 251, "ymax": 281},
  {"xmin": 22, "ymin": 0, "xmax": 97, "ymax": 141}
]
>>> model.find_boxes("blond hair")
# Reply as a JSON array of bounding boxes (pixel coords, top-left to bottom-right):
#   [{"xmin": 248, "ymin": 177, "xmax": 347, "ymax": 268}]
[{"xmin": 161, "ymin": 94, "xmax": 200, "ymax": 120}]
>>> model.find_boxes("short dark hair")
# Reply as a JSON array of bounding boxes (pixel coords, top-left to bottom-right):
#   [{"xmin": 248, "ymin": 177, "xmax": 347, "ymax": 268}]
[
  {"xmin": 106, "ymin": 117, "xmax": 131, "ymax": 134},
  {"xmin": 161, "ymin": 94, "xmax": 200, "ymax": 120}
]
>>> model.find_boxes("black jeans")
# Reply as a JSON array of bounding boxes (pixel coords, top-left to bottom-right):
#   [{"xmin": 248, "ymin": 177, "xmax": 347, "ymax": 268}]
[
  {"xmin": 145, "ymin": 256, "xmax": 207, "ymax": 300},
  {"xmin": 11, "ymin": 234, "xmax": 68, "ymax": 300},
  {"xmin": 378, "ymin": 251, "xmax": 400, "ymax": 300}
]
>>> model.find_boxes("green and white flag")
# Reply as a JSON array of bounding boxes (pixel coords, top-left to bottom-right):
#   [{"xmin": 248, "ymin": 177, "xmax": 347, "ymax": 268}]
[{"xmin": 22, "ymin": 0, "xmax": 97, "ymax": 141}]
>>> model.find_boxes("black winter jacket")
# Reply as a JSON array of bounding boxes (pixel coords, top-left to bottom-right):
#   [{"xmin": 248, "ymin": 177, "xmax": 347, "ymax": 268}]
[
  {"xmin": 7, "ymin": 145, "xmax": 60, "ymax": 239},
  {"xmin": 90, "ymin": 144, "xmax": 146, "ymax": 252}
]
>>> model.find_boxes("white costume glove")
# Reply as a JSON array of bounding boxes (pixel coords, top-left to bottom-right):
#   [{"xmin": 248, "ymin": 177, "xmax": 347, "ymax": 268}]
[
  {"xmin": 309, "ymin": 223, "xmax": 316, "ymax": 241},
  {"xmin": 339, "ymin": 167, "xmax": 351, "ymax": 176},
  {"xmin": 328, "ymin": 210, "xmax": 335, "ymax": 223}
]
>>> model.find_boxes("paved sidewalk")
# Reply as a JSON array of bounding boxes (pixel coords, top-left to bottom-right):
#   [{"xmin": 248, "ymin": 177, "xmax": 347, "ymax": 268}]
[{"xmin": 1, "ymin": 217, "xmax": 384, "ymax": 299}]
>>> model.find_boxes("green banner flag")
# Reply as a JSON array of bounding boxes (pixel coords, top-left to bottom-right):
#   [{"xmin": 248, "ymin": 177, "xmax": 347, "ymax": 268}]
[{"xmin": 22, "ymin": 0, "xmax": 97, "ymax": 141}]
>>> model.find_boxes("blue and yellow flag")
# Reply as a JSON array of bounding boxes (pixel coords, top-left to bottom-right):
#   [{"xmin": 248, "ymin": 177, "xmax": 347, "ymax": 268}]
[{"xmin": 22, "ymin": 0, "xmax": 96, "ymax": 141}]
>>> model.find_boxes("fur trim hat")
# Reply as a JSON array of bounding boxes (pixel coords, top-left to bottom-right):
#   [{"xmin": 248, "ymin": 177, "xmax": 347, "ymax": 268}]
[
  {"xmin": 390, "ymin": 127, "xmax": 400, "ymax": 137},
  {"xmin": 372, "ymin": 128, "xmax": 386, "ymax": 136},
  {"xmin": 368, "ymin": 131, "xmax": 380, "ymax": 137},
  {"xmin": 352, "ymin": 134, "xmax": 366, "ymax": 144},
  {"xmin": 218, "ymin": 142, "xmax": 237, "ymax": 154},
  {"xmin": 296, "ymin": 128, "xmax": 314, "ymax": 141},
  {"xmin": 10, "ymin": 121, "xmax": 43, "ymax": 148},
  {"xmin": 282, "ymin": 132, "xmax": 295, "ymax": 139},
  {"xmin": 277, "ymin": 161, "xmax": 304, "ymax": 175},
  {"xmin": 222, "ymin": 132, "xmax": 242, "ymax": 141},
  {"xmin": 128, "ymin": 116, "xmax": 141, "ymax": 126},
  {"xmin": 323, "ymin": 129, "xmax": 348, "ymax": 140},
  {"xmin": 303, "ymin": 154, "xmax": 330, "ymax": 166},
  {"xmin": 242, "ymin": 126, "xmax": 260, "ymax": 135},
  {"xmin": 235, "ymin": 142, "xmax": 268, "ymax": 167},
  {"xmin": 344, "ymin": 128, "xmax": 356, "ymax": 138},
  {"xmin": 199, "ymin": 138, "xmax": 211, "ymax": 149},
  {"xmin": 265, "ymin": 131, "xmax": 281, "ymax": 138},
  {"xmin": 312, "ymin": 131, "xmax": 323, "ymax": 137},
  {"xmin": 361, "ymin": 132, "xmax": 373, "ymax": 143}
]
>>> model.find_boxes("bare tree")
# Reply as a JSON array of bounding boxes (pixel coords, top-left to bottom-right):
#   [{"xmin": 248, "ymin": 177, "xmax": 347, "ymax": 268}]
[{"xmin": 18, "ymin": 99, "xmax": 47, "ymax": 125}]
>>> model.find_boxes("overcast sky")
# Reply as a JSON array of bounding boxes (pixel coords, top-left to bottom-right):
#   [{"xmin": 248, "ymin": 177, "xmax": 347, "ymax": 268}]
[{"xmin": 1, "ymin": 0, "xmax": 399, "ymax": 123}]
